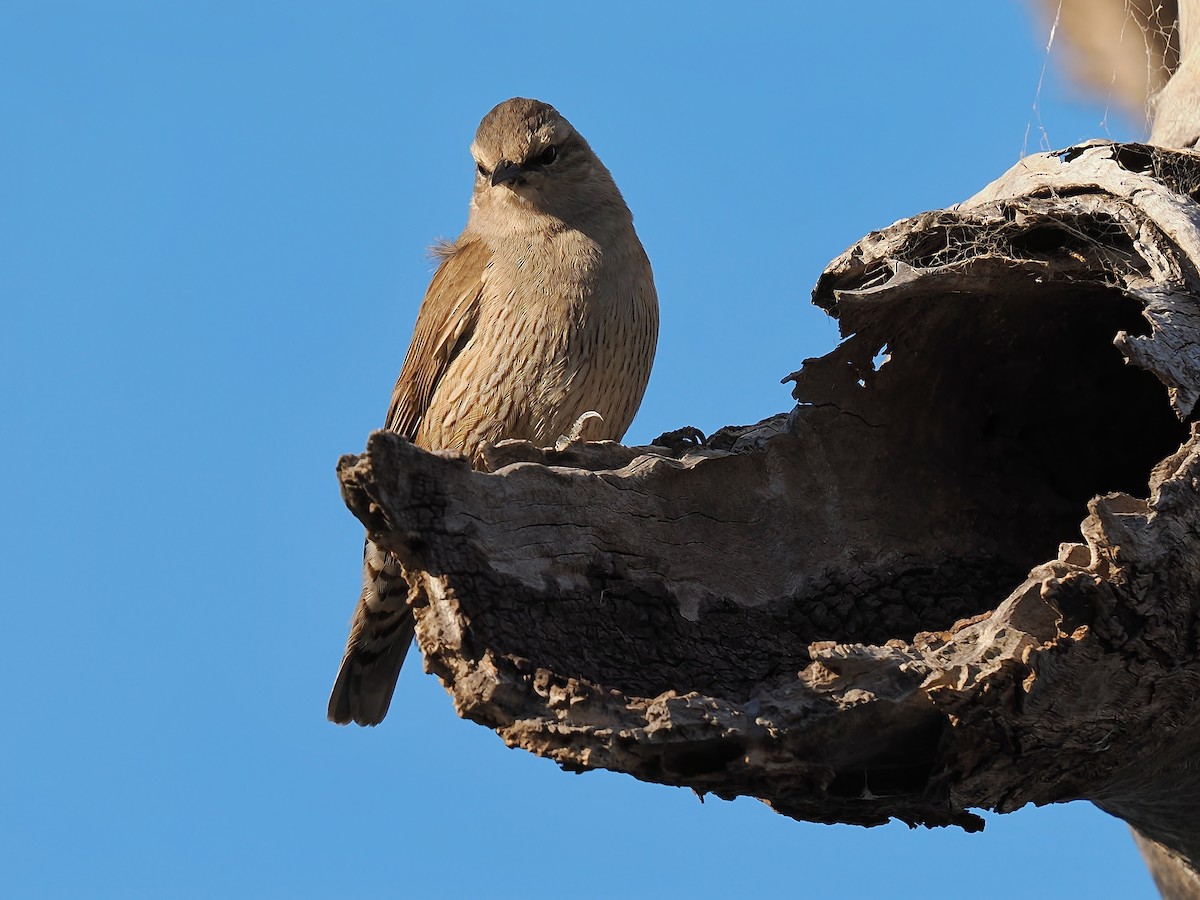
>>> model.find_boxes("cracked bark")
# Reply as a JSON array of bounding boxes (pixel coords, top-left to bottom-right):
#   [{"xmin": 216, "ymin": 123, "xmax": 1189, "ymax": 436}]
[{"xmin": 336, "ymin": 9, "xmax": 1200, "ymax": 895}]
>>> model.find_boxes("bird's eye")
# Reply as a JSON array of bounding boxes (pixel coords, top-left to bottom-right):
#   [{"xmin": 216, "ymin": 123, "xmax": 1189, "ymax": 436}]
[
  {"xmin": 476, "ymin": 162, "xmax": 489, "ymax": 178},
  {"xmin": 536, "ymin": 145, "xmax": 558, "ymax": 166}
]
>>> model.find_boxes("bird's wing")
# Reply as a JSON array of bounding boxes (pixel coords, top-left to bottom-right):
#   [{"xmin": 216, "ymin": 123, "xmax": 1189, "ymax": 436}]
[
  {"xmin": 327, "ymin": 238, "xmax": 491, "ymax": 727},
  {"xmin": 385, "ymin": 237, "xmax": 490, "ymax": 438}
]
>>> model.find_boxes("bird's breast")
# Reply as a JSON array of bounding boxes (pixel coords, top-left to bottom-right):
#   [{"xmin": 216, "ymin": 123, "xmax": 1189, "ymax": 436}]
[{"xmin": 481, "ymin": 227, "xmax": 657, "ymax": 443}]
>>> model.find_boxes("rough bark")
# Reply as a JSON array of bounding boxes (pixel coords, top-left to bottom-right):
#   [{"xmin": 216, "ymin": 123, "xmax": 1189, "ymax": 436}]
[
  {"xmin": 339, "ymin": 140, "xmax": 1200, "ymax": 870},
  {"xmin": 1027, "ymin": 5, "xmax": 1200, "ymax": 890}
]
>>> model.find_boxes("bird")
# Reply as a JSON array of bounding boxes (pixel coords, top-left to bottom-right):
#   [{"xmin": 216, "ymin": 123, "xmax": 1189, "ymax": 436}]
[{"xmin": 328, "ymin": 97, "xmax": 659, "ymax": 726}]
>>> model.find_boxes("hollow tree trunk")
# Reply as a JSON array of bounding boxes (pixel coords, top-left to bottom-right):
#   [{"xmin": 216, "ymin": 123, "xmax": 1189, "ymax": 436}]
[
  {"xmin": 339, "ymin": 135, "xmax": 1200, "ymax": 850},
  {"xmin": 336, "ymin": 8, "xmax": 1200, "ymax": 897}
]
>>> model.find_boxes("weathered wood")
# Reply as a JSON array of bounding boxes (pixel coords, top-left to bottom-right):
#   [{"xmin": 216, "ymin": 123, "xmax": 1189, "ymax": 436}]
[
  {"xmin": 339, "ymin": 142, "xmax": 1200, "ymax": 867},
  {"xmin": 1136, "ymin": 830, "xmax": 1200, "ymax": 900},
  {"xmin": 1152, "ymin": 0, "xmax": 1200, "ymax": 147}
]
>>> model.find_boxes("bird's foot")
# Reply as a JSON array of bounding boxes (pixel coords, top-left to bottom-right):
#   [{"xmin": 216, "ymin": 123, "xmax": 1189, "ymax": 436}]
[{"xmin": 555, "ymin": 411, "xmax": 604, "ymax": 450}]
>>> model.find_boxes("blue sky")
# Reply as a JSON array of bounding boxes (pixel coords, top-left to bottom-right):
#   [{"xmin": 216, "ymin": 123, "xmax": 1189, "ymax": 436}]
[{"xmin": 3, "ymin": 2, "xmax": 1158, "ymax": 897}]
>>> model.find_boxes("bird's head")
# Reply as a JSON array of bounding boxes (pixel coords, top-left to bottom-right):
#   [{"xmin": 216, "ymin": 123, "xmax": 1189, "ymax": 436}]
[{"xmin": 468, "ymin": 97, "xmax": 615, "ymax": 221}]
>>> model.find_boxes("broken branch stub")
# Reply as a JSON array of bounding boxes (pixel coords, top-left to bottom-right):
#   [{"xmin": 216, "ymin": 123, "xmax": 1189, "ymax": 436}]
[{"xmin": 337, "ymin": 142, "xmax": 1200, "ymax": 862}]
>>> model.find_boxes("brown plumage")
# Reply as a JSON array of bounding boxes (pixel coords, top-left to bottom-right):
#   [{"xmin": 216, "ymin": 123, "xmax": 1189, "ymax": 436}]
[{"xmin": 328, "ymin": 97, "xmax": 659, "ymax": 726}]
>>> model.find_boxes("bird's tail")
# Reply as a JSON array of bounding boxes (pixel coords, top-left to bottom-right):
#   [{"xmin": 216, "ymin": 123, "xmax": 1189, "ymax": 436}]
[{"xmin": 327, "ymin": 539, "xmax": 415, "ymax": 726}]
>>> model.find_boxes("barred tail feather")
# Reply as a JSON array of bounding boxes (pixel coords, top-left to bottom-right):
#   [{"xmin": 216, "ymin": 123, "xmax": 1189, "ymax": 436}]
[
  {"xmin": 327, "ymin": 612, "xmax": 414, "ymax": 725},
  {"xmin": 327, "ymin": 540, "xmax": 415, "ymax": 726}
]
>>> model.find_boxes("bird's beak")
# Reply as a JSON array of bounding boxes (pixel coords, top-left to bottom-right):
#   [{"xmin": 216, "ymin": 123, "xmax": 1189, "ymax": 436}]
[{"xmin": 490, "ymin": 159, "xmax": 525, "ymax": 187}]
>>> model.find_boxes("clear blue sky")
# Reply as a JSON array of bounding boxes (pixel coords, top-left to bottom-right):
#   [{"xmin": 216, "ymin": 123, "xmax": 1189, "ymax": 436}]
[{"xmin": 2, "ymin": 2, "xmax": 1158, "ymax": 897}]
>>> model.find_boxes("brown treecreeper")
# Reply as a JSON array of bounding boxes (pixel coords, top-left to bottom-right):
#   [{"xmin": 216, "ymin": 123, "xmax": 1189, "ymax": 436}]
[{"xmin": 329, "ymin": 97, "xmax": 659, "ymax": 726}]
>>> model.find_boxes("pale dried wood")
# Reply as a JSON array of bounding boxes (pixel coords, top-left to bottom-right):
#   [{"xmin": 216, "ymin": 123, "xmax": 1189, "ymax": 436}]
[
  {"xmin": 1151, "ymin": 0, "xmax": 1200, "ymax": 147},
  {"xmin": 1136, "ymin": 831, "xmax": 1200, "ymax": 900}
]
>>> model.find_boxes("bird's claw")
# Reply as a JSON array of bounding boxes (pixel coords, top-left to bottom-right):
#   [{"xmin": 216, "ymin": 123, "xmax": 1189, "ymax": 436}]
[{"xmin": 555, "ymin": 411, "xmax": 605, "ymax": 450}]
